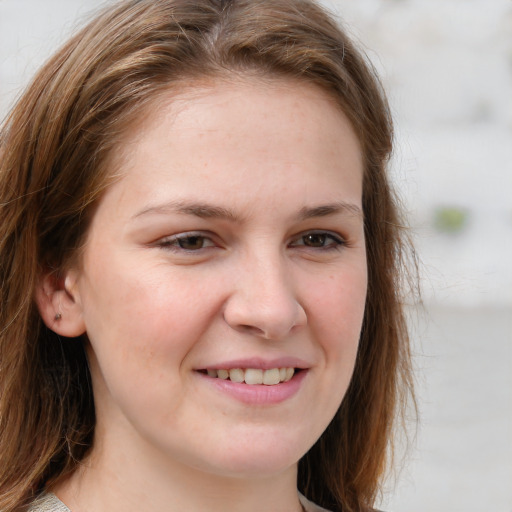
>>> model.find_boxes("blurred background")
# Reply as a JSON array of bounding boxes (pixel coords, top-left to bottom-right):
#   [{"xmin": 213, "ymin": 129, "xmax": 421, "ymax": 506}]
[{"xmin": 1, "ymin": 1, "xmax": 511, "ymax": 510}]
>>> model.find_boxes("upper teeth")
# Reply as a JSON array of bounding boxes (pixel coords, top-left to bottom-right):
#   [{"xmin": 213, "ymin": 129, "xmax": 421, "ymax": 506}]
[{"xmin": 206, "ymin": 367, "xmax": 295, "ymax": 385}]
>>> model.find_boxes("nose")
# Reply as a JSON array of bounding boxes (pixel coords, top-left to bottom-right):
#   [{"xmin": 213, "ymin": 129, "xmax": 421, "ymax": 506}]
[{"xmin": 223, "ymin": 253, "xmax": 307, "ymax": 340}]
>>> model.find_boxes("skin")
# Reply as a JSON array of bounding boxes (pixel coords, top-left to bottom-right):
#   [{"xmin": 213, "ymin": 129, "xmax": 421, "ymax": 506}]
[{"xmin": 38, "ymin": 77, "xmax": 367, "ymax": 512}]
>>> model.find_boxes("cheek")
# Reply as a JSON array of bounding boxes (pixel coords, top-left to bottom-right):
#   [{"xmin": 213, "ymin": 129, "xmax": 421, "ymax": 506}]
[
  {"xmin": 307, "ymin": 266, "xmax": 367, "ymax": 338},
  {"xmin": 79, "ymin": 263, "xmax": 221, "ymax": 381},
  {"xmin": 79, "ymin": 265, "xmax": 225, "ymax": 426},
  {"xmin": 294, "ymin": 265, "xmax": 366, "ymax": 438},
  {"xmin": 304, "ymin": 265, "xmax": 367, "ymax": 397}
]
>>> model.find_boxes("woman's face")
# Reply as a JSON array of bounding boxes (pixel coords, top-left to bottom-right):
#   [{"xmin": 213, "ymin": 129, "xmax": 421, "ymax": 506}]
[{"xmin": 67, "ymin": 78, "xmax": 367, "ymax": 478}]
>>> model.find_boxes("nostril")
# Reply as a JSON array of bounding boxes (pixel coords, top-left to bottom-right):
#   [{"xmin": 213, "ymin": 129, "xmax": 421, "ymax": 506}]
[
  {"xmin": 239, "ymin": 324, "xmax": 267, "ymax": 337},
  {"xmin": 223, "ymin": 288, "xmax": 306, "ymax": 340}
]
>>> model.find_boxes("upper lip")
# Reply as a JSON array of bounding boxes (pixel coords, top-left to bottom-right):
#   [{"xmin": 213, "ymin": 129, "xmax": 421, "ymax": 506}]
[{"xmin": 196, "ymin": 357, "xmax": 310, "ymax": 371}]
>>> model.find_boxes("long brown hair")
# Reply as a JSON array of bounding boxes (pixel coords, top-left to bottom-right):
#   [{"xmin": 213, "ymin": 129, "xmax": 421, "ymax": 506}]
[{"xmin": 0, "ymin": 1, "xmax": 416, "ymax": 511}]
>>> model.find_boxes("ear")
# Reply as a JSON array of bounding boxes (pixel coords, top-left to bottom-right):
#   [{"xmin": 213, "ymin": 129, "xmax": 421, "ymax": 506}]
[{"xmin": 34, "ymin": 269, "xmax": 86, "ymax": 337}]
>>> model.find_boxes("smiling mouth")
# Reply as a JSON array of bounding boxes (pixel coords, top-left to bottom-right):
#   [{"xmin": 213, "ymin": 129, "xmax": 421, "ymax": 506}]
[{"xmin": 200, "ymin": 367, "xmax": 296, "ymax": 385}]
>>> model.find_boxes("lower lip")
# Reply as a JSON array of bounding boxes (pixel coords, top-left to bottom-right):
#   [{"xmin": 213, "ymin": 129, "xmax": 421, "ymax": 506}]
[{"xmin": 198, "ymin": 370, "xmax": 307, "ymax": 405}]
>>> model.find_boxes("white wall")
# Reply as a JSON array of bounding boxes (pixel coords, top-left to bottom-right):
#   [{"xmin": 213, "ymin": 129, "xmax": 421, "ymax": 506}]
[{"xmin": 324, "ymin": 0, "xmax": 512, "ymax": 308}]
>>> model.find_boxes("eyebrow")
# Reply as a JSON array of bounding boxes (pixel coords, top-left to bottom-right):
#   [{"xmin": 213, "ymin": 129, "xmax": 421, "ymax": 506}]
[
  {"xmin": 298, "ymin": 202, "xmax": 363, "ymax": 220},
  {"xmin": 133, "ymin": 200, "xmax": 362, "ymax": 222},
  {"xmin": 133, "ymin": 201, "xmax": 241, "ymax": 222}
]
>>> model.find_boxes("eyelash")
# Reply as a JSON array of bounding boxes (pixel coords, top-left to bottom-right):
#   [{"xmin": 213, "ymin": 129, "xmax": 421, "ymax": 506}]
[
  {"xmin": 289, "ymin": 231, "xmax": 346, "ymax": 251},
  {"xmin": 156, "ymin": 230, "xmax": 346, "ymax": 253},
  {"xmin": 157, "ymin": 232, "xmax": 216, "ymax": 252}
]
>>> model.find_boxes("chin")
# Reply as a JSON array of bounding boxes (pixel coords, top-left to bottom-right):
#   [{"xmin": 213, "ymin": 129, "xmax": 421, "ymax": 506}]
[
  {"xmin": 202, "ymin": 455, "xmax": 299, "ymax": 480},
  {"xmin": 188, "ymin": 430, "xmax": 311, "ymax": 479}
]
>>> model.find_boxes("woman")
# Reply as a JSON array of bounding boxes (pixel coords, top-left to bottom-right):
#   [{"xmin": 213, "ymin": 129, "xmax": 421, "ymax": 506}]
[{"xmin": 0, "ymin": 1, "xmax": 415, "ymax": 511}]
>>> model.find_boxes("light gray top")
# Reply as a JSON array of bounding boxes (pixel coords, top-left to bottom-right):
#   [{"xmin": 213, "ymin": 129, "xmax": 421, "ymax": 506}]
[
  {"xmin": 28, "ymin": 492, "xmax": 332, "ymax": 512},
  {"xmin": 299, "ymin": 493, "xmax": 332, "ymax": 512},
  {"xmin": 27, "ymin": 493, "xmax": 70, "ymax": 512}
]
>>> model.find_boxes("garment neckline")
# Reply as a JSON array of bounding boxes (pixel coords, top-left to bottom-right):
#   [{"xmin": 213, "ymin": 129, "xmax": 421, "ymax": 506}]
[{"xmin": 34, "ymin": 490, "xmax": 332, "ymax": 512}]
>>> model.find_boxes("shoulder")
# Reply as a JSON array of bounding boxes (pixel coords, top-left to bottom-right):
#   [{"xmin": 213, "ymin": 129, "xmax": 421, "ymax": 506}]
[
  {"xmin": 298, "ymin": 493, "xmax": 387, "ymax": 512},
  {"xmin": 298, "ymin": 493, "xmax": 333, "ymax": 512},
  {"xmin": 26, "ymin": 493, "xmax": 71, "ymax": 512}
]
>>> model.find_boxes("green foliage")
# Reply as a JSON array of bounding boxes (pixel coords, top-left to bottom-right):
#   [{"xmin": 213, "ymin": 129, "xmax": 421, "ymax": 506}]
[{"xmin": 434, "ymin": 206, "xmax": 469, "ymax": 234}]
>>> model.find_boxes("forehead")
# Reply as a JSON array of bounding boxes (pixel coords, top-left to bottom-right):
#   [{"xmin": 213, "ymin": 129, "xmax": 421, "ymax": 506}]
[
  {"xmin": 99, "ymin": 77, "xmax": 363, "ymax": 219},
  {"xmin": 114, "ymin": 76, "xmax": 360, "ymax": 164}
]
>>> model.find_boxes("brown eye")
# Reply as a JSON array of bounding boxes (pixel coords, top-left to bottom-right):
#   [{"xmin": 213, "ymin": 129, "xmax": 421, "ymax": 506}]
[
  {"xmin": 302, "ymin": 233, "xmax": 327, "ymax": 247},
  {"xmin": 158, "ymin": 233, "xmax": 216, "ymax": 252},
  {"xmin": 177, "ymin": 236, "xmax": 206, "ymax": 250},
  {"xmin": 290, "ymin": 231, "xmax": 345, "ymax": 251}
]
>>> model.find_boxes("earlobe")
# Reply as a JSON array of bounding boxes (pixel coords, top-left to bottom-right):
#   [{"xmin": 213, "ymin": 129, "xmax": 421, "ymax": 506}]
[{"xmin": 34, "ymin": 270, "xmax": 86, "ymax": 337}]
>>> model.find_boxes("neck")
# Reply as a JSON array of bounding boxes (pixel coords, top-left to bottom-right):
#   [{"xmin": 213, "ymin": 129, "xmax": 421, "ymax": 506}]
[{"xmin": 53, "ymin": 432, "xmax": 304, "ymax": 512}]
